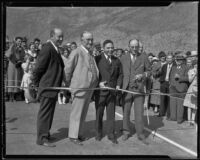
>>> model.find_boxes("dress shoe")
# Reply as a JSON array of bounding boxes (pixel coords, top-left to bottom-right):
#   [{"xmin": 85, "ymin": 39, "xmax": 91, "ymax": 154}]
[
  {"xmin": 40, "ymin": 141, "xmax": 56, "ymax": 147},
  {"xmin": 177, "ymin": 120, "xmax": 184, "ymax": 124},
  {"xmin": 37, "ymin": 138, "xmax": 56, "ymax": 147},
  {"xmin": 121, "ymin": 134, "xmax": 129, "ymax": 141},
  {"xmin": 69, "ymin": 138, "xmax": 83, "ymax": 145},
  {"xmin": 78, "ymin": 136, "xmax": 89, "ymax": 141},
  {"xmin": 138, "ymin": 136, "xmax": 149, "ymax": 145},
  {"xmin": 157, "ymin": 114, "xmax": 164, "ymax": 117},
  {"xmin": 47, "ymin": 136, "xmax": 57, "ymax": 141},
  {"xmin": 95, "ymin": 136, "xmax": 102, "ymax": 141},
  {"xmin": 108, "ymin": 136, "xmax": 118, "ymax": 144}
]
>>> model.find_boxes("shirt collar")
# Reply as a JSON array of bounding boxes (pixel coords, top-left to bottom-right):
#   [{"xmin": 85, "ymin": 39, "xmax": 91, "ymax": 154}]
[
  {"xmin": 49, "ymin": 40, "xmax": 58, "ymax": 53},
  {"xmin": 104, "ymin": 53, "xmax": 110, "ymax": 59},
  {"xmin": 81, "ymin": 45, "xmax": 89, "ymax": 54}
]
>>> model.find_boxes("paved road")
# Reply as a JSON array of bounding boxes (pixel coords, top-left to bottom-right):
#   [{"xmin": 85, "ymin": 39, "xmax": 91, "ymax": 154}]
[{"xmin": 4, "ymin": 101, "xmax": 197, "ymax": 158}]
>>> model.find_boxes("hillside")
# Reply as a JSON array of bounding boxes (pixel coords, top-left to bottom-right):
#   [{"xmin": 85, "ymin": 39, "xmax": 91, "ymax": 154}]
[{"xmin": 6, "ymin": 3, "xmax": 198, "ymax": 54}]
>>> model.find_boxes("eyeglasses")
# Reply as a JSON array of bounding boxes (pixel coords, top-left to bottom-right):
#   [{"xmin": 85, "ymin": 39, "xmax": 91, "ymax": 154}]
[{"xmin": 130, "ymin": 46, "xmax": 138, "ymax": 49}]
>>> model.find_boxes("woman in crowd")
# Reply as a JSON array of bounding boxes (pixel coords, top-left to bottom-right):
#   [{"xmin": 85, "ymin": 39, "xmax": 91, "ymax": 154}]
[
  {"xmin": 21, "ymin": 42, "xmax": 37, "ymax": 103},
  {"xmin": 183, "ymin": 52, "xmax": 197, "ymax": 128},
  {"xmin": 150, "ymin": 57, "xmax": 161, "ymax": 113},
  {"xmin": 5, "ymin": 37, "xmax": 25, "ymax": 102}
]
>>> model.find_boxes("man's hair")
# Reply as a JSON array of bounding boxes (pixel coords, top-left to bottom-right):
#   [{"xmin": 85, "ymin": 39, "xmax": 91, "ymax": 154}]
[
  {"xmin": 128, "ymin": 39, "xmax": 139, "ymax": 46},
  {"xmin": 34, "ymin": 38, "xmax": 40, "ymax": 42},
  {"xmin": 148, "ymin": 52, "xmax": 154, "ymax": 57},
  {"xmin": 167, "ymin": 51, "xmax": 174, "ymax": 57},
  {"xmin": 71, "ymin": 42, "xmax": 77, "ymax": 46},
  {"xmin": 15, "ymin": 36, "xmax": 22, "ymax": 41},
  {"xmin": 103, "ymin": 39, "xmax": 113, "ymax": 48},
  {"xmin": 158, "ymin": 51, "xmax": 166, "ymax": 58},
  {"xmin": 80, "ymin": 31, "xmax": 91, "ymax": 39}
]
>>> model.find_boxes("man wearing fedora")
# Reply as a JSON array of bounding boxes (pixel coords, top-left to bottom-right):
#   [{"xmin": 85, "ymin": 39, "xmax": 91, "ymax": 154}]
[{"xmin": 168, "ymin": 52, "xmax": 189, "ymax": 124}]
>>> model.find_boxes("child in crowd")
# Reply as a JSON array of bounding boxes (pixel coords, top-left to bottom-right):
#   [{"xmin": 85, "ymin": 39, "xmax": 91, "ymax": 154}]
[{"xmin": 21, "ymin": 42, "xmax": 37, "ymax": 103}]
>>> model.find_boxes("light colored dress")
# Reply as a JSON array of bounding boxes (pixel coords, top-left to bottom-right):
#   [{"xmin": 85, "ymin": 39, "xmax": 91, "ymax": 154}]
[
  {"xmin": 183, "ymin": 67, "xmax": 197, "ymax": 109},
  {"xmin": 21, "ymin": 50, "xmax": 37, "ymax": 101}
]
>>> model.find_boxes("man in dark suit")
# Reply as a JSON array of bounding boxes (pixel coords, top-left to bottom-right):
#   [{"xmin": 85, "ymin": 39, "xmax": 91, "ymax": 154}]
[
  {"xmin": 31, "ymin": 28, "xmax": 64, "ymax": 147},
  {"xmin": 169, "ymin": 54, "xmax": 189, "ymax": 124},
  {"xmin": 156, "ymin": 52, "xmax": 174, "ymax": 119},
  {"xmin": 120, "ymin": 39, "xmax": 151, "ymax": 145},
  {"xmin": 94, "ymin": 40, "xmax": 123, "ymax": 144}
]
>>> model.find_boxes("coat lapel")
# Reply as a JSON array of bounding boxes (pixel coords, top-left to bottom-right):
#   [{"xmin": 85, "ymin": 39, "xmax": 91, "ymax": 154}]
[
  {"xmin": 80, "ymin": 46, "xmax": 90, "ymax": 68},
  {"xmin": 132, "ymin": 54, "xmax": 142, "ymax": 70},
  {"xmin": 49, "ymin": 42, "xmax": 64, "ymax": 68}
]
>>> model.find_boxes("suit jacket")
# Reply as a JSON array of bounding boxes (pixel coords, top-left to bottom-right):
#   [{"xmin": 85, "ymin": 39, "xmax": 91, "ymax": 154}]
[
  {"xmin": 64, "ymin": 46, "xmax": 99, "ymax": 96},
  {"xmin": 169, "ymin": 63, "xmax": 189, "ymax": 93},
  {"xmin": 157, "ymin": 62, "xmax": 175, "ymax": 83},
  {"xmin": 32, "ymin": 42, "xmax": 64, "ymax": 98},
  {"xmin": 95, "ymin": 54, "xmax": 123, "ymax": 96},
  {"xmin": 120, "ymin": 52, "xmax": 151, "ymax": 92}
]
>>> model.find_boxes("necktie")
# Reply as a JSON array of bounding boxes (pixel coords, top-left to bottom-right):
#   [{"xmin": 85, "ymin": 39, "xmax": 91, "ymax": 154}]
[
  {"xmin": 107, "ymin": 56, "xmax": 111, "ymax": 64},
  {"xmin": 131, "ymin": 55, "xmax": 136, "ymax": 64}
]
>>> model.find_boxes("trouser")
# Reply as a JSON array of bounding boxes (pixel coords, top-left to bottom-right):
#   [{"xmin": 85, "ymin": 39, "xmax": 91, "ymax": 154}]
[
  {"xmin": 95, "ymin": 92, "xmax": 116, "ymax": 137},
  {"xmin": 68, "ymin": 90, "xmax": 94, "ymax": 138},
  {"xmin": 160, "ymin": 81, "xmax": 170, "ymax": 117},
  {"xmin": 36, "ymin": 96, "xmax": 56, "ymax": 144},
  {"xmin": 169, "ymin": 86, "xmax": 185, "ymax": 122},
  {"xmin": 123, "ymin": 86, "xmax": 145, "ymax": 137}
]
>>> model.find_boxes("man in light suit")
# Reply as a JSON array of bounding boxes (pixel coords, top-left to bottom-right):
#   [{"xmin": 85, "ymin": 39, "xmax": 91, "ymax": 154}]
[
  {"xmin": 120, "ymin": 39, "xmax": 151, "ymax": 145},
  {"xmin": 64, "ymin": 31, "xmax": 99, "ymax": 145}
]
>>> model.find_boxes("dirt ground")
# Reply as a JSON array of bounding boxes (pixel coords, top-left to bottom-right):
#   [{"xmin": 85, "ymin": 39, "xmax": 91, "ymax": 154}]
[{"xmin": 4, "ymin": 101, "xmax": 197, "ymax": 158}]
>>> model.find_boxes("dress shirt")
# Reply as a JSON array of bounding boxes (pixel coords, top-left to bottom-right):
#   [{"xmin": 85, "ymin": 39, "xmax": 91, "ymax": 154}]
[
  {"xmin": 165, "ymin": 63, "xmax": 172, "ymax": 81},
  {"xmin": 104, "ymin": 53, "xmax": 111, "ymax": 63}
]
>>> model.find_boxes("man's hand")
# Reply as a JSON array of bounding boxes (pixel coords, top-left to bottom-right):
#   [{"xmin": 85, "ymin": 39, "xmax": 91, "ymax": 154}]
[
  {"xmin": 99, "ymin": 81, "xmax": 107, "ymax": 88},
  {"xmin": 175, "ymin": 73, "xmax": 180, "ymax": 81},
  {"xmin": 135, "ymin": 74, "xmax": 143, "ymax": 81},
  {"xmin": 15, "ymin": 61, "xmax": 22, "ymax": 68},
  {"xmin": 116, "ymin": 85, "xmax": 120, "ymax": 90}
]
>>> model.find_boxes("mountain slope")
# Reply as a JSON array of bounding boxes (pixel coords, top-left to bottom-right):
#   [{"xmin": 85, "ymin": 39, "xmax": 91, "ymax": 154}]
[{"xmin": 6, "ymin": 3, "xmax": 198, "ymax": 54}]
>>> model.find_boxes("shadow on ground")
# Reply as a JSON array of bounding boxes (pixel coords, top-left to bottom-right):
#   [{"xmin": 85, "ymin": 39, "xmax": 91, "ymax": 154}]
[
  {"xmin": 51, "ymin": 120, "xmax": 126, "ymax": 142},
  {"xmin": 6, "ymin": 117, "xmax": 18, "ymax": 123},
  {"xmin": 142, "ymin": 115, "xmax": 164, "ymax": 137}
]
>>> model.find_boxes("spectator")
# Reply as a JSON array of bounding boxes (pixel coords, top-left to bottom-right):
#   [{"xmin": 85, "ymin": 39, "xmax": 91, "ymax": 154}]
[
  {"xmin": 22, "ymin": 37, "xmax": 28, "ymax": 53},
  {"xmin": 57, "ymin": 47, "xmax": 67, "ymax": 105},
  {"xmin": 5, "ymin": 36, "xmax": 25, "ymax": 101},
  {"xmin": 62, "ymin": 45, "xmax": 70, "ymax": 58},
  {"xmin": 150, "ymin": 57, "xmax": 160, "ymax": 113},
  {"xmin": 158, "ymin": 51, "xmax": 167, "ymax": 67},
  {"xmin": 156, "ymin": 52, "xmax": 174, "ymax": 119},
  {"xmin": 66, "ymin": 42, "xmax": 71, "ymax": 53},
  {"xmin": 115, "ymin": 48, "xmax": 124, "ymax": 59},
  {"xmin": 92, "ymin": 42, "xmax": 101, "ymax": 57},
  {"xmin": 169, "ymin": 53, "xmax": 188, "ymax": 124},
  {"xmin": 147, "ymin": 53, "xmax": 154, "ymax": 64},
  {"xmin": 4, "ymin": 35, "xmax": 10, "ymax": 101},
  {"xmin": 21, "ymin": 42, "xmax": 37, "ymax": 103},
  {"xmin": 71, "ymin": 42, "xmax": 77, "ymax": 51},
  {"xmin": 182, "ymin": 51, "xmax": 197, "ymax": 127},
  {"xmin": 34, "ymin": 38, "xmax": 41, "ymax": 54}
]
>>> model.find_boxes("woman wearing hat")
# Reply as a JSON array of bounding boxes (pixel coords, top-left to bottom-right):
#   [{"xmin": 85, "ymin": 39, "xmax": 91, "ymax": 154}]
[
  {"xmin": 182, "ymin": 55, "xmax": 197, "ymax": 129},
  {"xmin": 5, "ymin": 36, "xmax": 25, "ymax": 101}
]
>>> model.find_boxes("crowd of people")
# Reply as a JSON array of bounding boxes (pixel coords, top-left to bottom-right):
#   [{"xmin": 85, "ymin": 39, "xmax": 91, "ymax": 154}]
[{"xmin": 4, "ymin": 28, "xmax": 197, "ymax": 147}]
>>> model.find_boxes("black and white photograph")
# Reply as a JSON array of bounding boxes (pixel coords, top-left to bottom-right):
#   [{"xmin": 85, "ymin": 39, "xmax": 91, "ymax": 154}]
[{"xmin": 2, "ymin": 1, "xmax": 198, "ymax": 159}]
